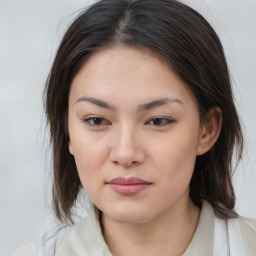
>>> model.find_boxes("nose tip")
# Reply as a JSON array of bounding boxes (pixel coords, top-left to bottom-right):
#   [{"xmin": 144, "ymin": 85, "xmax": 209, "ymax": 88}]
[
  {"xmin": 110, "ymin": 146, "xmax": 145, "ymax": 168},
  {"xmin": 109, "ymin": 129, "xmax": 145, "ymax": 168}
]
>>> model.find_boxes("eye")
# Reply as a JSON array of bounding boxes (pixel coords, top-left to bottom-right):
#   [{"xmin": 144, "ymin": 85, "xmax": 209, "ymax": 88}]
[
  {"xmin": 82, "ymin": 116, "xmax": 110, "ymax": 126},
  {"xmin": 147, "ymin": 117, "xmax": 174, "ymax": 126}
]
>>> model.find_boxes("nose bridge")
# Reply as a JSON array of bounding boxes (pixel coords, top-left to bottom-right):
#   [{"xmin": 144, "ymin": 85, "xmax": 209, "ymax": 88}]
[
  {"xmin": 115, "ymin": 122, "xmax": 136, "ymax": 153},
  {"xmin": 110, "ymin": 122, "xmax": 144, "ymax": 167}
]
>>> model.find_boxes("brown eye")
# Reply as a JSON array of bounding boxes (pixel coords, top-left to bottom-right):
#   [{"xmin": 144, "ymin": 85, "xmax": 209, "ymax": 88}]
[
  {"xmin": 91, "ymin": 117, "xmax": 105, "ymax": 125},
  {"xmin": 83, "ymin": 116, "xmax": 110, "ymax": 126},
  {"xmin": 147, "ymin": 117, "xmax": 174, "ymax": 126}
]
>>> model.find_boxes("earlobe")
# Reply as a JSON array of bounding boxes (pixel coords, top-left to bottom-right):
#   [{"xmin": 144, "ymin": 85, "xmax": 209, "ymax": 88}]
[
  {"xmin": 68, "ymin": 141, "xmax": 74, "ymax": 155},
  {"xmin": 197, "ymin": 107, "xmax": 222, "ymax": 156}
]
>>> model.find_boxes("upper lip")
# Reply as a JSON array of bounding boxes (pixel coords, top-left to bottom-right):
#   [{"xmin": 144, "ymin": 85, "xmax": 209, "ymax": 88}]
[{"xmin": 107, "ymin": 177, "xmax": 151, "ymax": 184}]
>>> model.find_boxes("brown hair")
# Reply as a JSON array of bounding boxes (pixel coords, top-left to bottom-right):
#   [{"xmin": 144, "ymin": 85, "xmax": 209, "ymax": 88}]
[{"xmin": 44, "ymin": 0, "xmax": 243, "ymax": 223}]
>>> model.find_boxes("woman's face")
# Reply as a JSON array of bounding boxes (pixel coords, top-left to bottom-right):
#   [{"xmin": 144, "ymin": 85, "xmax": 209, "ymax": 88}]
[{"xmin": 68, "ymin": 46, "xmax": 204, "ymax": 224}]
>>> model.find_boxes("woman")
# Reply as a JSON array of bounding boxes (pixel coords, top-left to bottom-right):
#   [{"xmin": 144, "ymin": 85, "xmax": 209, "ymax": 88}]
[{"xmin": 13, "ymin": 0, "xmax": 256, "ymax": 255}]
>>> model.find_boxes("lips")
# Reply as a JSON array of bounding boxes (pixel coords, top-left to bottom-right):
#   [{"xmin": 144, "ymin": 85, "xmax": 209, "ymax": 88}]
[{"xmin": 106, "ymin": 177, "xmax": 152, "ymax": 195}]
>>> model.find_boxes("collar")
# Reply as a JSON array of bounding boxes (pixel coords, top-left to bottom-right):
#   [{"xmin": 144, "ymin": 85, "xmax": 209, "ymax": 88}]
[
  {"xmin": 56, "ymin": 205, "xmax": 112, "ymax": 256},
  {"xmin": 56, "ymin": 200, "xmax": 215, "ymax": 256},
  {"xmin": 182, "ymin": 200, "xmax": 214, "ymax": 256}
]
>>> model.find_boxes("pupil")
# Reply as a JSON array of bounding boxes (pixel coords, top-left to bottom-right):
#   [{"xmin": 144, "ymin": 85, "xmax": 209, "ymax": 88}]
[
  {"xmin": 94, "ymin": 118, "xmax": 102, "ymax": 125},
  {"xmin": 154, "ymin": 118, "xmax": 163, "ymax": 125}
]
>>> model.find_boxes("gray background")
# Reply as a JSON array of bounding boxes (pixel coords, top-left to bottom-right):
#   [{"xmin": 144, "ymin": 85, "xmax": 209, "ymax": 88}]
[{"xmin": 1, "ymin": 0, "xmax": 255, "ymax": 255}]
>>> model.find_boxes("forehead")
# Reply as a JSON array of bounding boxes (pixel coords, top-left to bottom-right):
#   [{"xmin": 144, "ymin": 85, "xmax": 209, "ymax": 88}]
[
  {"xmin": 69, "ymin": 46, "xmax": 197, "ymax": 108},
  {"xmin": 76, "ymin": 46, "xmax": 173, "ymax": 80}
]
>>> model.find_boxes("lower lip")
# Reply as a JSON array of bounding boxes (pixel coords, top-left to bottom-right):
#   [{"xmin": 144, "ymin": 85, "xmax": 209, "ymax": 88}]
[{"xmin": 108, "ymin": 183, "xmax": 151, "ymax": 195}]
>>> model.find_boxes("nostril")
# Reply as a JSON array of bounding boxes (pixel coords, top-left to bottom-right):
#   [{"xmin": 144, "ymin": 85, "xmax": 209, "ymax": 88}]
[
  {"xmin": 112, "ymin": 159, "xmax": 140, "ymax": 168},
  {"xmin": 112, "ymin": 160, "xmax": 119, "ymax": 165}
]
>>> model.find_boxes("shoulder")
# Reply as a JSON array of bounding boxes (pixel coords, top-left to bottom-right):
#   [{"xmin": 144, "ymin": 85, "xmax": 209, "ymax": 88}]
[
  {"xmin": 240, "ymin": 215, "xmax": 256, "ymax": 232},
  {"xmin": 12, "ymin": 226, "xmax": 69, "ymax": 256},
  {"xmin": 12, "ymin": 242, "xmax": 37, "ymax": 256},
  {"xmin": 239, "ymin": 216, "xmax": 256, "ymax": 255}
]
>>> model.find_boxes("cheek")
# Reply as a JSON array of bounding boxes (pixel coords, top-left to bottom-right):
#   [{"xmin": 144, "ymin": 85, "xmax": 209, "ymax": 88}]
[
  {"xmin": 149, "ymin": 125, "xmax": 199, "ymax": 188},
  {"xmin": 72, "ymin": 143, "xmax": 106, "ymax": 198},
  {"xmin": 69, "ymin": 128, "xmax": 110, "ymax": 191},
  {"xmin": 72, "ymin": 140, "xmax": 107, "ymax": 174}
]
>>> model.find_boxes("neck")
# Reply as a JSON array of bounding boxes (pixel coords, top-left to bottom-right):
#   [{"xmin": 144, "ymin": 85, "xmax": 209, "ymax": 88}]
[{"xmin": 101, "ymin": 198, "xmax": 200, "ymax": 256}]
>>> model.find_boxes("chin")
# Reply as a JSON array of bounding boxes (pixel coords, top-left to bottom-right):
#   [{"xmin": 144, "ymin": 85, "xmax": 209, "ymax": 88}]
[{"xmin": 103, "ymin": 203, "xmax": 154, "ymax": 224}]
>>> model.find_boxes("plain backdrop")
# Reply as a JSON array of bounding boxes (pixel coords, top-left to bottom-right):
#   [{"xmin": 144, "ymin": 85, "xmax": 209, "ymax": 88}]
[{"xmin": 1, "ymin": 0, "xmax": 255, "ymax": 255}]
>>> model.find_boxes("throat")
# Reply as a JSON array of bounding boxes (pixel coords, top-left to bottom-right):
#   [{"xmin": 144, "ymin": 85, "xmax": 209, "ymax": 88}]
[{"xmin": 100, "ymin": 201, "xmax": 201, "ymax": 256}]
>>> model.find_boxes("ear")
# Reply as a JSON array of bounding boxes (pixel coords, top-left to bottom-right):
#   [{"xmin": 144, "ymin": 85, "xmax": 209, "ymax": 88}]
[
  {"xmin": 197, "ymin": 107, "xmax": 222, "ymax": 156},
  {"xmin": 68, "ymin": 141, "xmax": 74, "ymax": 155}
]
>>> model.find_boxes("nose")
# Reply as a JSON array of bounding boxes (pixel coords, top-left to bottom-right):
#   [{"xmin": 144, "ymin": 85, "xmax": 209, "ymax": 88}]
[{"xmin": 109, "ymin": 125, "xmax": 145, "ymax": 168}]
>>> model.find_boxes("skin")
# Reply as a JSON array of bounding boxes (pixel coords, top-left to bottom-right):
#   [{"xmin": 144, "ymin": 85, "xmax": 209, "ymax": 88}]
[{"xmin": 68, "ymin": 46, "xmax": 222, "ymax": 256}]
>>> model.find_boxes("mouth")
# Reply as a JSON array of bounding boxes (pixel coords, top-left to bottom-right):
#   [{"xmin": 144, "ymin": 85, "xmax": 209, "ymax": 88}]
[{"xmin": 106, "ymin": 177, "xmax": 152, "ymax": 196}]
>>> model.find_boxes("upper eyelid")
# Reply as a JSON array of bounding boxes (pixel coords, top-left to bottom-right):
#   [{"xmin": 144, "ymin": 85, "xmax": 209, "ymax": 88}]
[
  {"xmin": 82, "ymin": 114, "xmax": 107, "ymax": 120},
  {"xmin": 83, "ymin": 115, "xmax": 104, "ymax": 119},
  {"xmin": 146, "ymin": 116, "xmax": 175, "ymax": 122}
]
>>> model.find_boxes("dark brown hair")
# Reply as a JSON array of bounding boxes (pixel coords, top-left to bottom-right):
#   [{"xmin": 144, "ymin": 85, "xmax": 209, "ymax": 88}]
[{"xmin": 45, "ymin": 0, "xmax": 243, "ymax": 223}]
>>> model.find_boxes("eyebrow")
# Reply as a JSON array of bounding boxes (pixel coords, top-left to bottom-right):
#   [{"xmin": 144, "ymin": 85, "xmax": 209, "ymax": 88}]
[
  {"xmin": 138, "ymin": 97, "xmax": 183, "ymax": 111},
  {"xmin": 76, "ymin": 97, "xmax": 116, "ymax": 110},
  {"xmin": 75, "ymin": 96, "xmax": 183, "ymax": 111}
]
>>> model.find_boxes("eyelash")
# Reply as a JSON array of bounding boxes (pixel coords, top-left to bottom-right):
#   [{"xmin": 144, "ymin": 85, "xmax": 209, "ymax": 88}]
[
  {"xmin": 82, "ymin": 116, "xmax": 175, "ymax": 128},
  {"xmin": 146, "ymin": 117, "xmax": 175, "ymax": 126},
  {"xmin": 82, "ymin": 116, "xmax": 110, "ymax": 127}
]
